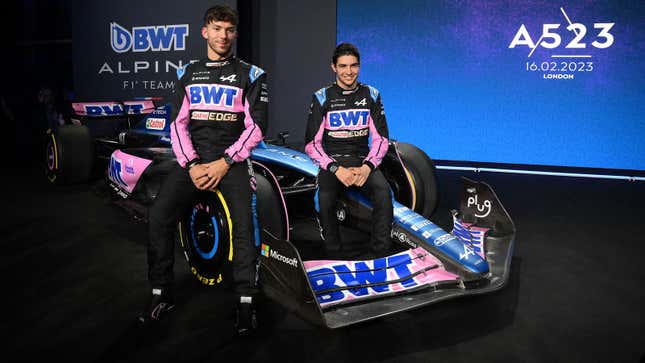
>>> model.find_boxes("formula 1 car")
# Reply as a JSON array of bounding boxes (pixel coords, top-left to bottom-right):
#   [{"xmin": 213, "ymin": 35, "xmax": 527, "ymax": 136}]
[{"xmin": 45, "ymin": 99, "xmax": 516, "ymax": 329}]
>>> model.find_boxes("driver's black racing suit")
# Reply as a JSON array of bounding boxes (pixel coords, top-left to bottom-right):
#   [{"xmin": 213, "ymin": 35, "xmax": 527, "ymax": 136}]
[
  {"xmin": 148, "ymin": 57, "xmax": 267, "ymax": 296},
  {"xmin": 304, "ymin": 83, "xmax": 392, "ymax": 253}
]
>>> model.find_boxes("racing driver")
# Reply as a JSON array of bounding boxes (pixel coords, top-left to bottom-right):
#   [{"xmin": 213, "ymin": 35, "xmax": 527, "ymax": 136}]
[
  {"xmin": 139, "ymin": 4, "xmax": 268, "ymax": 335},
  {"xmin": 305, "ymin": 42, "xmax": 393, "ymax": 257}
]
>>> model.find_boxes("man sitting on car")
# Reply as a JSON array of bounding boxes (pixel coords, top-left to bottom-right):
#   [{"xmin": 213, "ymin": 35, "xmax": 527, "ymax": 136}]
[{"xmin": 304, "ymin": 42, "xmax": 393, "ymax": 258}]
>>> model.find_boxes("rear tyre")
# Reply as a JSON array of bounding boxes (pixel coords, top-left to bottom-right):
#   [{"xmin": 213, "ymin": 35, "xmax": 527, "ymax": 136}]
[{"xmin": 45, "ymin": 125, "xmax": 94, "ymax": 185}]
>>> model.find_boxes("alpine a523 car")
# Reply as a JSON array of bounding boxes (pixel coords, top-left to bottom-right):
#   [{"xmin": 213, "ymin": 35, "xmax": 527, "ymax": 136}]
[{"xmin": 45, "ymin": 98, "xmax": 516, "ymax": 329}]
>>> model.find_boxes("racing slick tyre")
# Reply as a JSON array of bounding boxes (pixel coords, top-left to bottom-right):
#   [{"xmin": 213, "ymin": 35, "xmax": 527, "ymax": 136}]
[
  {"xmin": 177, "ymin": 173, "xmax": 288, "ymax": 287},
  {"xmin": 45, "ymin": 125, "xmax": 94, "ymax": 185},
  {"xmin": 178, "ymin": 190, "xmax": 234, "ymax": 287},
  {"xmin": 396, "ymin": 142, "xmax": 439, "ymax": 218}
]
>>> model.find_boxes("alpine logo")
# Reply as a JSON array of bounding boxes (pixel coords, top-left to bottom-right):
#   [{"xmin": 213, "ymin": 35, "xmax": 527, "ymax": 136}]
[
  {"xmin": 459, "ymin": 244, "xmax": 476, "ymax": 260},
  {"xmin": 219, "ymin": 74, "xmax": 236, "ymax": 83},
  {"xmin": 354, "ymin": 98, "xmax": 367, "ymax": 106}
]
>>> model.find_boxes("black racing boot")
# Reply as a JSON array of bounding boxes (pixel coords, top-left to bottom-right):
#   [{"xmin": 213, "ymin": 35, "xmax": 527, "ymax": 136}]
[
  {"xmin": 234, "ymin": 296, "xmax": 258, "ymax": 336},
  {"xmin": 138, "ymin": 288, "xmax": 175, "ymax": 325}
]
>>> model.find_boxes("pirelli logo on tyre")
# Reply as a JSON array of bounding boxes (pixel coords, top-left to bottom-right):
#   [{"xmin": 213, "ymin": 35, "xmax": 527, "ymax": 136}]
[{"xmin": 192, "ymin": 111, "xmax": 238, "ymax": 122}]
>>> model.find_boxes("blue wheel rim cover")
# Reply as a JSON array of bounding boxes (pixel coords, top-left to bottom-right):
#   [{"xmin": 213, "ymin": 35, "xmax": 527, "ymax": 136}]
[{"xmin": 190, "ymin": 207, "xmax": 219, "ymax": 259}]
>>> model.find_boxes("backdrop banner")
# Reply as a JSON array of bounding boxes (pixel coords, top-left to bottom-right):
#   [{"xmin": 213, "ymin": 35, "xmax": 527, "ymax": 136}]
[
  {"xmin": 338, "ymin": 0, "xmax": 644, "ymax": 171},
  {"xmin": 72, "ymin": 0, "xmax": 236, "ymax": 102}
]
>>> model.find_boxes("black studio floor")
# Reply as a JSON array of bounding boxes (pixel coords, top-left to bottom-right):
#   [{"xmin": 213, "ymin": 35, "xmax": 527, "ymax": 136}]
[{"xmin": 4, "ymin": 159, "xmax": 645, "ymax": 363}]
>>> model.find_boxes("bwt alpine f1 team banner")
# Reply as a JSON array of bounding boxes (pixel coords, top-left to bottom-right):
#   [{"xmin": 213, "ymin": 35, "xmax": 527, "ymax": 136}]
[
  {"xmin": 338, "ymin": 0, "xmax": 644, "ymax": 171},
  {"xmin": 72, "ymin": 0, "xmax": 235, "ymax": 101}
]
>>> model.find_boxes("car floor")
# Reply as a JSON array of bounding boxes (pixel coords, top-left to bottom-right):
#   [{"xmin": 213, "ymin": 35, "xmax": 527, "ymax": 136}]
[{"xmin": 4, "ymin": 161, "xmax": 645, "ymax": 363}]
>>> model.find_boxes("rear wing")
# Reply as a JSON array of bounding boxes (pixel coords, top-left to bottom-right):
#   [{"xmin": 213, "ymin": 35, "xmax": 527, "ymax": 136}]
[
  {"xmin": 69, "ymin": 98, "xmax": 166, "ymax": 139},
  {"xmin": 71, "ymin": 98, "xmax": 162, "ymax": 117}
]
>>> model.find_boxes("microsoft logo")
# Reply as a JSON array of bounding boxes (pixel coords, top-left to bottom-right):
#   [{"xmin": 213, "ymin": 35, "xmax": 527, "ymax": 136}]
[
  {"xmin": 261, "ymin": 243, "xmax": 270, "ymax": 257},
  {"xmin": 259, "ymin": 243, "xmax": 298, "ymax": 268}
]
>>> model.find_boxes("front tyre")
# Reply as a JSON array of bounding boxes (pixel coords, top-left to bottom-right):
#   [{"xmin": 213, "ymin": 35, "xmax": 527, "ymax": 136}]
[
  {"xmin": 395, "ymin": 142, "xmax": 439, "ymax": 218},
  {"xmin": 178, "ymin": 170, "xmax": 289, "ymax": 287},
  {"xmin": 178, "ymin": 190, "xmax": 233, "ymax": 287}
]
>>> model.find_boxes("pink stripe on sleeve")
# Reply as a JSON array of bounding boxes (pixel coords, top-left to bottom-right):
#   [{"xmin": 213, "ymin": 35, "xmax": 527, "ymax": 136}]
[
  {"xmin": 304, "ymin": 116, "xmax": 335, "ymax": 170},
  {"xmin": 364, "ymin": 115, "xmax": 389, "ymax": 168},
  {"xmin": 170, "ymin": 95, "xmax": 199, "ymax": 167},
  {"xmin": 224, "ymin": 96, "xmax": 264, "ymax": 162}
]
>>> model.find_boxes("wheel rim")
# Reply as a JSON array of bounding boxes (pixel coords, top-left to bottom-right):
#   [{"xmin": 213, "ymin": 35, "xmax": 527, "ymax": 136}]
[
  {"xmin": 46, "ymin": 135, "xmax": 57, "ymax": 171},
  {"xmin": 189, "ymin": 203, "xmax": 219, "ymax": 259},
  {"xmin": 179, "ymin": 191, "xmax": 233, "ymax": 284}
]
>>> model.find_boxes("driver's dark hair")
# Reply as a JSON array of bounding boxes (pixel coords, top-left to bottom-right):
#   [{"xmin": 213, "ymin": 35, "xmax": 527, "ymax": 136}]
[
  {"xmin": 203, "ymin": 4, "xmax": 238, "ymax": 27},
  {"xmin": 332, "ymin": 42, "xmax": 360, "ymax": 65}
]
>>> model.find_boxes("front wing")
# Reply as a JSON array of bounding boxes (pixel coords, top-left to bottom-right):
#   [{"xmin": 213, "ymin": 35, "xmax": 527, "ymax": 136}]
[{"xmin": 259, "ymin": 178, "xmax": 515, "ymax": 329}]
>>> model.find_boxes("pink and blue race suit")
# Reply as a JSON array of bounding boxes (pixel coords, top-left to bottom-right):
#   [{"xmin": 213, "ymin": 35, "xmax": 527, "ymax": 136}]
[
  {"xmin": 148, "ymin": 57, "xmax": 268, "ymax": 296},
  {"xmin": 304, "ymin": 83, "xmax": 393, "ymax": 254}
]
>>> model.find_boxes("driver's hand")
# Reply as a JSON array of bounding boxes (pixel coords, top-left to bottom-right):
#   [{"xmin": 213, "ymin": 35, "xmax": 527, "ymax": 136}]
[
  {"xmin": 188, "ymin": 164, "xmax": 210, "ymax": 190},
  {"xmin": 335, "ymin": 166, "xmax": 357, "ymax": 187},
  {"xmin": 202, "ymin": 158, "xmax": 231, "ymax": 190},
  {"xmin": 349, "ymin": 164, "xmax": 371, "ymax": 187}
]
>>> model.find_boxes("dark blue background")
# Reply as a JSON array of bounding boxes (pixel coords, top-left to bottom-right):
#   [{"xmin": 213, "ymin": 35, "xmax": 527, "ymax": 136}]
[{"xmin": 338, "ymin": 0, "xmax": 644, "ymax": 171}]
